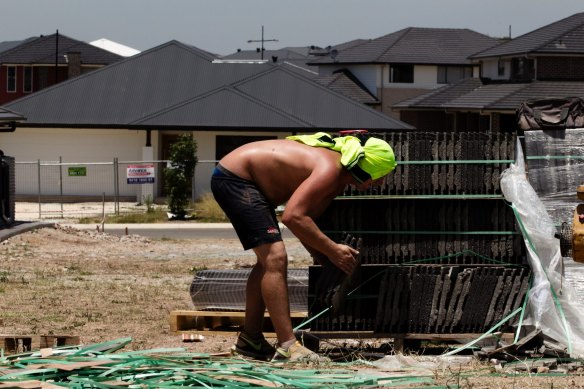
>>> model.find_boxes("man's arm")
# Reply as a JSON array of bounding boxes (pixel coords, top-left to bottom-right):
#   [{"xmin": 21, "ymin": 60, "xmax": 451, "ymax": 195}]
[{"xmin": 280, "ymin": 169, "xmax": 358, "ymax": 275}]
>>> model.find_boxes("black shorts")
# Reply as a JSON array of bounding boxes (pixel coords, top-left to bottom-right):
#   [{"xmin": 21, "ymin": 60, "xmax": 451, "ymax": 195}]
[{"xmin": 210, "ymin": 164, "xmax": 282, "ymax": 250}]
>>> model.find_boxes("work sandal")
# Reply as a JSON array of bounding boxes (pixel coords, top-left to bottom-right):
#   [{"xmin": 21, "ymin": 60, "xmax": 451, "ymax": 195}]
[
  {"xmin": 271, "ymin": 340, "xmax": 330, "ymax": 363},
  {"xmin": 231, "ymin": 333, "xmax": 276, "ymax": 361}
]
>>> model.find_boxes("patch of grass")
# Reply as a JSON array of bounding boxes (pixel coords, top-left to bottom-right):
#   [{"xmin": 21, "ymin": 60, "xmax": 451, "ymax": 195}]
[
  {"xmin": 78, "ymin": 209, "xmax": 170, "ymax": 224},
  {"xmin": 194, "ymin": 193, "xmax": 227, "ymax": 222}
]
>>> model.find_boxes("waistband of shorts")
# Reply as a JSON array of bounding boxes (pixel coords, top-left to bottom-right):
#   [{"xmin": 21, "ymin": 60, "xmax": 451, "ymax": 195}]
[{"xmin": 213, "ymin": 164, "xmax": 254, "ymax": 184}]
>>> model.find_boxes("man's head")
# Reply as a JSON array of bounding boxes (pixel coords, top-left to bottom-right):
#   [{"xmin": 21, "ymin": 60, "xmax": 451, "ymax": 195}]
[
  {"xmin": 341, "ymin": 136, "xmax": 397, "ymax": 183},
  {"xmin": 285, "ymin": 131, "xmax": 397, "ymax": 183}
]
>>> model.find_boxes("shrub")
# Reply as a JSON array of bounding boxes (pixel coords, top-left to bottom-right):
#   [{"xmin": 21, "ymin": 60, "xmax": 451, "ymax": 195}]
[{"xmin": 165, "ymin": 134, "xmax": 198, "ymax": 220}]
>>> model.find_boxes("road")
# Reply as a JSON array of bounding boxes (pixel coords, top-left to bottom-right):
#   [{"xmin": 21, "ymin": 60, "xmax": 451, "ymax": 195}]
[{"xmin": 63, "ymin": 222, "xmax": 297, "ymax": 240}]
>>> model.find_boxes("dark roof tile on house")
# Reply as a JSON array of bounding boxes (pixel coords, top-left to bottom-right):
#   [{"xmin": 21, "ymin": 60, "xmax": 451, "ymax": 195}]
[
  {"xmin": 310, "ymin": 28, "xmax": 500, "ymax": 65},
  {"xmin": 0, "ymin": 106, "xmax": 25, "ymax": 121},
  {"xmin": 394, "ymin": 78, "xmax": 584, "ymax": 112},
  {"xmin": 0, "ymin": 33, "xmax": 123, "ymax": 65},
  {"xmin": 6, "ymin": 41, "xmax": 411, "ymax": 131},
  {"xmin": 0, "ymin": 38, "xmax": 36, "ymax": 54},
  {"xmin": 472, "ymin": 12, "xmax": 584, "ymax": 58},
  {"xmin": 315, "ymin": 70, "xmax": 378, "ymax": 105}
]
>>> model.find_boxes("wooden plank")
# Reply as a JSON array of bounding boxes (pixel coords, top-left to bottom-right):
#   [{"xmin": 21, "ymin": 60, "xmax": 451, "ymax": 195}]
[
  {"xmin": 0, "ymin": 334, "xmax": 79, "ymax": 355},
  {"xmin": 169, "ymin": 310, "xmax": 307, "ymax": 335}
]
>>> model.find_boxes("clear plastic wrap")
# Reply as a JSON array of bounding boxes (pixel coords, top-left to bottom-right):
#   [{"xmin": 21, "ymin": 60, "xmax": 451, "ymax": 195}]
[{"xmin": 501, "ymin": 139, "xmax": 584, "ymax": 357}]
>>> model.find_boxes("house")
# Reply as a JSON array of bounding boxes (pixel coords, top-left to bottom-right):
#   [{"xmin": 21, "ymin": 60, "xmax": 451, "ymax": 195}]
[
  {"xmin": 0, "ymin": 40, "xmax": 412, "ymax": 201},
  {"xmin": 0, "ymin": 32, "xmax": 123, "ymax": 105},
  {"xmin": 308, "ymin": 28, "xmax": 502, "ymax": 120},
  {"xmin": 393, "ymin": 12, "xmax": 584, "ymax": 132},
  {"xmin": 221, "ymin": 40, "xmax": 378, "ymax": 106}
]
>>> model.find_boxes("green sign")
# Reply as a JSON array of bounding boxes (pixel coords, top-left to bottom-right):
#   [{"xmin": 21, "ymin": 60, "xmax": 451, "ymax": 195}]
[{"xmin": 68, "ymin": 167, "xmax": 87, "ymax": 177}]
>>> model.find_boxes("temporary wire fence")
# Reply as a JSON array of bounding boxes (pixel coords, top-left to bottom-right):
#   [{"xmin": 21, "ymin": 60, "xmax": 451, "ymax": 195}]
[{"xmin": 14, "ymin": 159, "xmax": 170, "ymax": 220}]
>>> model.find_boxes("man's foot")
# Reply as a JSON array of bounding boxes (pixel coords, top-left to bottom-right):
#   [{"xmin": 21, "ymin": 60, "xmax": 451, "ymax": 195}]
[
  {"xmin": 271, "ymin": 340, "xmax": 330, "ymax": 363},
  {"xmin": 231, "ymin": 333, "xmax": 276, "ymax": 361}
]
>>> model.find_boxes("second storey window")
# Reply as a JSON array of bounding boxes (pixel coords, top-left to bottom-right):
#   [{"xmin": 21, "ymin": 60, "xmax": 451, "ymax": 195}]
[
  {"xmin": 23, "ymin": 66, "xmax": 33, "ymax": 93},
  {"xmin": 7, "ymin": 66, "xmax": 16, "ymax": 92},
  {"xmin": 390, "ymin": 64, "xmax": 414, "ymax": 83},
  {"xmin": 437, "ymin": 66, "xmax": 473, "ymax": 84}
]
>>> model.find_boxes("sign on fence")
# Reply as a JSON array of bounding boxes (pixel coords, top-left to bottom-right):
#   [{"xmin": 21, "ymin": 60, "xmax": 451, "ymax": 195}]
[
  {"xmin": 68, "ymin": 167, "xmax": 87, "ymax": 177},
  {"xmin": 127, "ymin": 164, "xmax": 155, "ymax": 184}
]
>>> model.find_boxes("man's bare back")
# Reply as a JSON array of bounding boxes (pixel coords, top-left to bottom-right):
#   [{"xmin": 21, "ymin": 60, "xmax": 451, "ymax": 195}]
[{"xmin": 220, "ymin": 139, "xmax": 351, "ymax": 208}]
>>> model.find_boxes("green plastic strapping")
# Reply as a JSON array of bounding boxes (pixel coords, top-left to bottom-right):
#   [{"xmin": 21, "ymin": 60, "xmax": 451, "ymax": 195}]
[
  {"xmin": 323, "ymin": 230, "xmax": 517, "ymax": 236},
  {"xmin": 398, "ymin": 159, "xmax": 514, "ymax": 165},
  {"xmin": 508, "ymin": 203, "xmax": 573, "ymax": 355},
  {"xmin": 443, "ymin": 307, "xmax": 523, "ymax": 356},
  {"xmin": 526, "ymin": 155, "xmax": 584, "ymax": 161},
  {"xmin": 402, "ymin": 249, "xmax": 515, "ymax": 266}
]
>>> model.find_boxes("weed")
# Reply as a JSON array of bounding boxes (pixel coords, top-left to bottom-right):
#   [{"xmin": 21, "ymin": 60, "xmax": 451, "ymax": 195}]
[
  {"xmin": 143, "ymin": 194, "xmax": 155, "ymax": 213},
  {"xmin": 194, "ymin": 193, "xmax": 227, "ymax": 222},
  {"xmin": 189, "ymin": 265, "xmax": 208, "ymax": 275},
  {"xmin": 0, "ymin": 270, "xmax": 9, "ymax": 283}
]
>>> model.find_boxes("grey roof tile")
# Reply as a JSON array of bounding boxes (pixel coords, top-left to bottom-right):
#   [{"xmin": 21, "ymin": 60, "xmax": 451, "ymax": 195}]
[
  {"xmin": 472, "ymin": 12, "xmax": 584, "ymax": 58},
  {"xmin": 0, "ymin": 106, "xmax": 25, "ymax": 121},
  {"xmin": 311, "ymin": 28, "xmax": 499, "ymax": 65},
  {"xmin": 394, "ymin": 78, "xmax": 584, "ymax": 111},
  {"xmin": 0, "ymin": 33, "xmax": 123, "ymax": 65},
  {"xmin": 6, "ymin": 41, "xmax": 411, "ymax": 130},
  {"xmin": 315, "ymin": 71, "xmax": 378, "ymax": 104}
]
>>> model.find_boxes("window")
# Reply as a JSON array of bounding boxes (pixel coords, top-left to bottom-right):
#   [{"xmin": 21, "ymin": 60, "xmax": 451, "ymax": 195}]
[
  {"xmin": 7, "ymin": 66, "xmax": 16, "ymax": 92},
  {"xmin": 23, "ymin": 66, "xmax": 32, "ymax": 93},
  {"xmin": 389, "ymin": 64, "xmax": 414, "ymax": 83},
  {"xmin": 437, "ymin": 66, "xmax": 473, "ymax": 84}
]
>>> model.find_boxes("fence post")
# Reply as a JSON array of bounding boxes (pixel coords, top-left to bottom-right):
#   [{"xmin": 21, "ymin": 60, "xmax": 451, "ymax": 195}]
[
  {"xmin": 59, "ymin": 156, "xmax": 64, "ymax": 219},
  {"xmin": 114, "ymin": 157, "xmax": 119, "ymax": 215},
  {"xmin": 37, "ymin": 159, "xmax": 41, "ymax": 219}
]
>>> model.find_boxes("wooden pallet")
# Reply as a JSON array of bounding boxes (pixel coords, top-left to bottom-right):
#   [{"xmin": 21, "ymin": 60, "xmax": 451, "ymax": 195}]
[
  {"xmin": 169, "ymin": 310, "xmax": 308, "ymax": 337},
  {"xmin": 0, "ymin": 334, "xmax": 80, "ymax": 355}
]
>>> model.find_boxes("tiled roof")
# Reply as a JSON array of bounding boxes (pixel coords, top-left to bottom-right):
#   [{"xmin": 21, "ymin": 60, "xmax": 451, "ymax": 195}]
[
  {"xmin": 472, "ymin": 12, "xmax": 584, "ymax": 58},
  {"xmin": 0, "ymin": 106, "xmax": 24, "ymax": 121},
  {"xmin": 394, "ymin": 78, "xmax": 584, "ymax": 111},
  {"xmin": 6, "ymin": 41, "xmax": 411, "ymax": 131},
  {"xmin": 0, "ymin": 33, "xmax": 123, "ymax": 65},
  {"xmin": 315, "ymin": 70, "xmax": 378, "ymax": 105},
  {"xmin": 0, "ymin": 38, "xmax": 36, "ymax": 54},
  {"xmin": 310, "ymin": 28, "xmax": 500, "ymax": 65}
]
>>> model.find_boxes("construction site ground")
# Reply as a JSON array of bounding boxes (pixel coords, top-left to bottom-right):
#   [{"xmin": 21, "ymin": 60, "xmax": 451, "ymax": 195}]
[{"xmin": 2, "ymin": 224, "xmax": 584, "ymax": 387}]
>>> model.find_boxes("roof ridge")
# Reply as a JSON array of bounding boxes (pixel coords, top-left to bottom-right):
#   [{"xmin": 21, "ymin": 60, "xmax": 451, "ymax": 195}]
[
  {"xmin": 132, "ymin": 84, "xmax": 312, "ymax": 127},
  {"xmin": 372, "ymin": 27, "xmax": 412, "ymax": 62}
]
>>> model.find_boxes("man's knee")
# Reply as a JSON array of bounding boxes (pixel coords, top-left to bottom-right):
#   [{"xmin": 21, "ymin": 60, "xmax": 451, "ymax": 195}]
[{"xmin": 254, "ymin": 242, "xmax": 287, "ymax": 271}]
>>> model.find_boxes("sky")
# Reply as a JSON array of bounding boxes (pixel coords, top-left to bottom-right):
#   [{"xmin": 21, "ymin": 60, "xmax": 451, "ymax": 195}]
[{"xmin": 1, "ymin": 0, "xmax": 583, "ymax": 56}]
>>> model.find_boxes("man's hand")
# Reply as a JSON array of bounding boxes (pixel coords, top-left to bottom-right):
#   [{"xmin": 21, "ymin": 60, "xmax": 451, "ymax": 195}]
[{"xmin": 329, "ymin": 243, "xmax": 359, "ymax": 274}]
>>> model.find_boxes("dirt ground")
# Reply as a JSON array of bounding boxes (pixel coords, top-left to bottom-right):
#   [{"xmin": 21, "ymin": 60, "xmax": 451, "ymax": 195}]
[
  {"xmin": 0, "ymin": 224, "xmax": 315, "ymax": 353},
  {"xmin": 2, "ymin": 225, "xmax": 584, "ymax": 388}
]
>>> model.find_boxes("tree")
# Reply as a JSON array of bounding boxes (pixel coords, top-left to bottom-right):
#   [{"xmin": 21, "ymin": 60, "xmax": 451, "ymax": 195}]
[{"xmin": 165, "ymin": 134, "xmax": 198, "ymax": 220}]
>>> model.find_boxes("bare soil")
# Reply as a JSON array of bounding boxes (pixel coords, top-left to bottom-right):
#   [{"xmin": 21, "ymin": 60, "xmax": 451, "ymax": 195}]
[
  {"xmin": 2, "ymin": 225, "xmax": 584, "ymax": 387},
  {"xmin": 0, "ymin": 224, "xmax": 312, "ymax": 354}
]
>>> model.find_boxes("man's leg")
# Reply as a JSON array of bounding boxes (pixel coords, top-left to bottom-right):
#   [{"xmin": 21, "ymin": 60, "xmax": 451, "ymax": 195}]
[{"xmin": 248, "ymin": 241, "xmax": 295, "ymax": 347}]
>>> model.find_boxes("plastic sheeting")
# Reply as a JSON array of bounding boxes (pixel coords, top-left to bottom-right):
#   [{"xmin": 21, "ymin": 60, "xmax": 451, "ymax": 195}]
[
  {"xmin": 501, "ymin": 139, "xmax": 584, "ymax": 357},
  {"xmin": 524, "ymin": 129, "xmax": 584, "ymax": 224}
]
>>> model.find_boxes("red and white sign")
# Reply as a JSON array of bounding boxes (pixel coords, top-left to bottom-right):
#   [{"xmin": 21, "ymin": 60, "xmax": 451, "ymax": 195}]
[{"xmin": 127, "ymin": 164, "xmax": 155, "ymax": 184}]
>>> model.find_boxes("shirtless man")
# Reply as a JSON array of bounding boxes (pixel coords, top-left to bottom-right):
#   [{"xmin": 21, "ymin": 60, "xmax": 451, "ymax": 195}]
[{"xmin": 211, "ymin": 132, "xmax": 396, "ymax": 362}]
